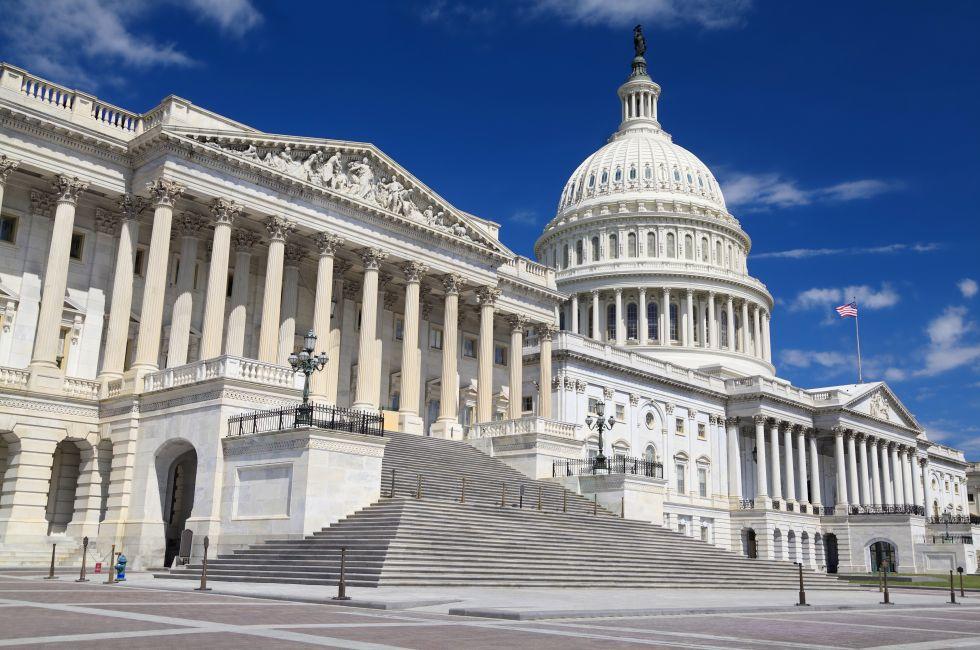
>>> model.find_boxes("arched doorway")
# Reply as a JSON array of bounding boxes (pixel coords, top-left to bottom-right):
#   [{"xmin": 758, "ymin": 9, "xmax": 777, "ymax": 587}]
[
  {"xmin": 773, "ymin": 529, "xmax": 783, "ymax": 560},
  {"xmin": 743, "ymin": 528, "xmax": 758, "ymax": 558},
  {"xmin": 156, "ymin": 441, "xmax": 197, "ymax": 568},
  {"xmin": 825, "ymin": 533, "xmax": 839, "ymax": 573},
  {"xmin": 787, "ymin": 530, "xmax": 797, "ymax": 562},
  {"xmin": 96, "ymin": 439, "xmax": 113, "ymax": 523},
  {"xmin": 870, "ymin": 540, "xmax": 898, "ymax": 573},
  {"xmin": 45, "ymin": 440, "xmax": 83, "ymax": 535},
  {"xmin": 801, "ymin": 532, "xmax": 811, "ymax": 568}
]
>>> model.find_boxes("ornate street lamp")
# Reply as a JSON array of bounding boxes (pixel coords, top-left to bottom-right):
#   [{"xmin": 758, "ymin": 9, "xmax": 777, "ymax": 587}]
[
  {"xmin": 288, "ymin": 329, "xmax": 328, "ymax": 425},
  {"xmin": 584, "ymin": 401, "xmax": 615, "ymax": 470}
]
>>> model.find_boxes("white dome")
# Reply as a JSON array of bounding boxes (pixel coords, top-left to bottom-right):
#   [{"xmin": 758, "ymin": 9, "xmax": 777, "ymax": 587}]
[{"xmin": 557, "ymin": 129, "xmax": 727, "ymax": 216}]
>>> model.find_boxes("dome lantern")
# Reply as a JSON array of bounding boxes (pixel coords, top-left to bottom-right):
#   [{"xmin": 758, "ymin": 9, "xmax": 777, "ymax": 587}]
[{"xmin": 617, "ymin": 25, "xmax": 662, "ymax": 132}]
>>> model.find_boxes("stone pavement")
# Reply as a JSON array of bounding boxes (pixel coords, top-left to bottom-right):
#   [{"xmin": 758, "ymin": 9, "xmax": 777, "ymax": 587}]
[{"xmin": 2, "ymin": 569, "xmax": 979, "ymax": 648}]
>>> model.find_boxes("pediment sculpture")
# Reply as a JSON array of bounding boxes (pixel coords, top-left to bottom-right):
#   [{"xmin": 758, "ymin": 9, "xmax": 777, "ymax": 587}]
[{"xmin": 869, "ymin": 391, "xmax": 889, "ymax": 421}]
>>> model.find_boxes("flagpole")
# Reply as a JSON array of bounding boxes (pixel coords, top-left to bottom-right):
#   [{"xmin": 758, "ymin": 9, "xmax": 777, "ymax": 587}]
[{"xmin": 853, "ymin": 296, "xmax": 863, "ymax": 384}]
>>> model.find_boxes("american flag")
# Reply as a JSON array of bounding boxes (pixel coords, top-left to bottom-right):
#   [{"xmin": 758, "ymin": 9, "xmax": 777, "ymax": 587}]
[{"xmin": 836, "ymin": 301, "xmax": 858, "ymax": 318}]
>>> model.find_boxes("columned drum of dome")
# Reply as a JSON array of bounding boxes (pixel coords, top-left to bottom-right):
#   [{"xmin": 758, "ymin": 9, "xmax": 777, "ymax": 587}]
[{"xmin": 535, "ymin": 36, "xmax": 775, "ymax": 378}]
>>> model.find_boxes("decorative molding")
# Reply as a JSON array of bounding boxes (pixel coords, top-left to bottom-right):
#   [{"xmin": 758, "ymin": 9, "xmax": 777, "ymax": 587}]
[
  {"xmin": 118, "ymin": 193, "xmax": 148, "ymax": 221},
  {"xmin": 265, "ymin": 215, "xmax": 296, "ymax": 242},
  {"xmin": 314, "ymin": 231, "xmax": 344, "ymax": 256},
  {"xmin": 30, "ymin": 190, "xmax": 54, "ymax": 217},
  {"xmin": 173, "ymin": 212, "xmax": 208, "ymax": 237},
  {"xmin": 401, "ymin": 261, "xmax": 428, "ymax": 284},
  {"xmin": 441, "ymin": 273, "xmax": 463, "ymax": 296},
  {"xmin": 359, "ymin": 247, "xmax": 388, "ymax": 270},
  {"xmin": 209, "ymin": 197, "xmax": 243, "ymax": 225},
  {"xmin": 232, "ymin": 229, "xmax": 261, "ymax": 252},
  {"xmin": 284, "ymin": 242, "xmax": 307, "ymax": 266},
  {"xmin": 52, "ymin": 174, "xmax": 88, "ymax": 205},
  {"xmin": 602, "ymin": 386, "xmax": 614, "ymax": 400},
  {"xmin": 0, "ymin": 155, "xmax": 19, "ymax": 184},
  {"xmin": 146, "ymin": 178, "xmax": 185, "ymax": 207},
  {"xmin": 508, "ymin": 313, "xmax": 528, "ymax": 333},
  {"xmin": 94, "ymin": 207, "xmax": 120, "ymax": 235}
]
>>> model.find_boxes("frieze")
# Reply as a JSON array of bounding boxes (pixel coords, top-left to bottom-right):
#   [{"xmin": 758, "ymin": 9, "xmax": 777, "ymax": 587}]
[
  {"xmin": 0, "ymin": 396, "xmax": 98, "ymax": 418},
  {"xmin": 222, "ymin": 433, "xmax": 385, "ymax": 458}
]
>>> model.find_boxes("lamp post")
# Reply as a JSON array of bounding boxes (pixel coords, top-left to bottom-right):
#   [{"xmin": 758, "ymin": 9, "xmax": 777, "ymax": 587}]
[
  {"xmin": 585, "ymin": 401, "xmax": 615, "ymax": 470},
  {"xmin": 288, "ymin": 329, "xmax": 328, "ymax": 426}
]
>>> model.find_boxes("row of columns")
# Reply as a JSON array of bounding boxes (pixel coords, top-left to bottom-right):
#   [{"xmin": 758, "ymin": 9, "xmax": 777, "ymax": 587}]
[
  {"xmin": 831, "ymin": 427, "xmax": 926, "ymax": 511},
  {"xmin": 746, "ymin": 416, "xmax": 823, "ymax": 509},
  {"xmin": 565, "ymin": 288, "xmax": 771, "ymax": 362}
]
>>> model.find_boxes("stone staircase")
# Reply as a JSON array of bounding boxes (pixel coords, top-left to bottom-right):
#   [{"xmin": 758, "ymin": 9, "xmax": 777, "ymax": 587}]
[
  {"xmin": 158, "ymin": 431, "xmax": 845, "ymax": 589},
  {"xmin": 0, "ymin": 536, "xmax": 82, "ymax": 568}
]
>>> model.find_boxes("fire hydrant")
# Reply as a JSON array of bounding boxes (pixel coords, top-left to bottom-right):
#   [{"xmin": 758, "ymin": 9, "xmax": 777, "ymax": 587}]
[{"xmin": 115, "ymin": 553, "xmax": 128, "ymax": 581}]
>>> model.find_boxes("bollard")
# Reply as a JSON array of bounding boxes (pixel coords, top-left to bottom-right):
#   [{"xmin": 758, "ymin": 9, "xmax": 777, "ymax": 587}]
[
  {"xmin": 44, "ymin": 543, "xmax": 58, "ymax": 580},
  {"xmin": 880, "ymin": 561, "xmax": 892, "ymax": 605},
  {"xmin": 537, "ymin": 485, "xmax": 542, "ymax": 511},
  {"xmin": 460, "ymin": 476, "xmax": 466, "ymax": 504},
  {"xmin": 621, "ymin": 495, "xmax": 625, "ymax": 519},
  {"xmin": 75, "ymin": 536, "xmax": 89, "ymax": 583},
  {"xmin": 878, "ymin": 563, "xmax": 883, "ymax": 593},
  {"xmin": 958, "ymin": 566, "xmax": 965, "ymax": 598},
  {"xmin": 195, "ymin": 536, "xmax": 212, "ymax": 592},
  {"xmin": 593, "ymin": 494, "xmax": 597, "ymax": 516},
  {"xmin": 949, "ymin": 570, "xmax": 958, "ymax": 605},
  {"xmin": 333, "ymin": 547, "xmax": 351, "ymax": 601},
  {"xmin": 104, "ymin": 544, "xmax": 117, "ymax": 584},
  {"xmin": 562, "ymin": 490, "xmax": 567, "ymax": 513},
  {"xmin": 415, "ymin": 474, "xmax": 422, "ymax": 500},
  {"xmin": 519, "ymin": 484, "xmax": 524, "ymax": 509},
  {"xmin": 795, "ymin": 562, "xmax": 809, "ymax": 606},
  {"xmin": 389, "ymin": 469, "xmax": 397, "ymax": 498},
  {"xmin": 500, "ymin": 482, "xmax": 506, "ymax": 508}
]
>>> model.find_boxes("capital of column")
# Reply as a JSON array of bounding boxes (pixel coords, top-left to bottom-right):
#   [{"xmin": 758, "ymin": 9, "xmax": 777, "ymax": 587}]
[
  {"xmin": 476, "ymin": 284, "xmax": 500, "ymax": 306},
  {"xmin": 314, "ymin": 231, "xmax": 344, "ymax": 256},
  {"xmin": 540, "ymin": 322, "xmax": 560, "ymax": 340},
  {"xmin": 358, "ymin": 247, "xmax": 388, "ymax": 270},
  {"xmin": 753, "ymin": 414, "xmax": 767, "ymax": 425},
  {"xmin": 441, "ymin": 272, "xmax": 463, "ymax": 295},
  {"xmin": 685, "ymin": 288, "xmax": 694, "ymax": 298},
  {"xmin": 792, "ymin": 423, "xmax": 804, "ymax": 433},
  {"xmin": 0, "ymin": 155, "xmax": 19, "ymax": 184},
  {"xmin": 855, "ymin": 431, "xmax": 866, "ymax": 442},
  {"xmin": 591, "ymin": 288, "xmax": 601, "ymax": 298},
  {"xmin": 209, "ymin": 197, "xmax": 243, "ymax": 225},
  {"xmin": 726, "ymin": 295, "xmax": 733, "ymax": 306},
  {"xmin": 725, "ymin": 416, "xmax": 739, "ymax": 427},
  {"xmin": 284, "ymin": 242, "xmax": 307, "ymax": 267},
  {"xmin": 266, "ymin": 216, "xmax": 296, "ymax": 242},
  {"xmin": 614, "ymin": 287, "xmax": 623, "ymax": 296},
  {"xmin": 173, "ymin": 212, "xmax": 208, "ymax": 238},
  {"xmin": 30, "ymin": 190, "xmax": 54, "ymax": 217},
  {"xmin": 508, "ymin": 313, "xmax": 529, "ymax": 333},
  {"xmin": 94, "ymin": 207, "xmax": 120, "ymax": 236},
  {"xmin": 379, "ymin": 271, "xmax": 395, "ymax": 288},
  {"xmin": 805, "ymin": 426, "xmax": 817, "ymax": 439},
  {"xmin": 118, "ymin": 193, "xmax": 148, "ymax": 221},
  {"xmin": 232, "ymin": 229, "xmax": 261, "ymax": 252},
  {"xmin": 146, "ymin": 178, "xmax": 185, "ymax": 207},
  {"xmin": 52, "ymin": 174, "xmax": 88, "ymax": 205},
  {"xmin": 832, "ymin": 425, "xmax": 845, "ymax": 438},
  {"xmin": 402, "ymin": 261, "xmax": 428, "ymax": 284},
  {"xmin": 778, "ymin": 420, "xmax": 791, "ymax": 432}
]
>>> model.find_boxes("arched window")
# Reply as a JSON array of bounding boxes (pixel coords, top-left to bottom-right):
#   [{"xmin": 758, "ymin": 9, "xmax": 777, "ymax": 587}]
[
  {"xmin": 704, "ymin": 306, "xmax": 711, "ymax": 346},
  {"xmin": 591, "ymin": 236, "xmax": 600, "ymax": 261},
  {"xmin": 627, "ymin": 233, "xmax": 637, "ymax": 257},
  {"xmin": 575, "ymin": 240, "xmax": 583, "ymax": 265},
  {"xmin": 669, "ymin": 303, "xmax": 679, "ymax": 341},
  {"xmin": 609, "ymin": 233, "xmax": 619, "ymax": 259},
  {"xmin": 700, "ymin": 237, "xmax": 709, "ymax": 262},
  {"xmin": 612, "ymin": 440, "xmax": 630, "ymax": 459},
  {"xmin": 693, "ymin": 309, "xmax": 700, "ymax": 344},
  {"xmin": 601, "ymin": 170, "xmax": 608, "ymax": 184},
  {"xmin": 614, "ymin": 168, "xmax": 622, "ymax": 182},
  {"xmin": 666, "ymin": 233, "xmax": 676, "ymax": 258},
  {"xmin": 559, "ymin": 310, "xmax": 566, "ymax": 331},
  {"xmin": 647, "ymin": 231, "xmax": 656, "ymax": 257},
  {"xmin": 644, "ymin": 165, "xmax": 652, "ymax": 180},
  {"xmin": 606, "ymin": 303, "xmax": 617, "ymax": 341},
  {"xmin": 673, "ymin": 168, "xmax": 681, "ymax": 182},
  {"xmin": 644, "ymin": 444, "xmax": 657, "ymax": 463},
  {"xmin": 647, "ymin": 301, "xmax": 658, "ymax": 341},
  {"xmin": 727, "ymin": 244, "xmax": 733, "ymax": 269},
  {"xmin": 629, "ymin": 166, "xmax": 637, "ymax": 180},
  {"xmin": 684, "ymin": 234, "xmax": 694, "ymax": 260},
  {"xmin": 562, "ymin": 245, "xmax": 569, "ymax": 269},
  {"xmin": 715, "ymin": 241, "xmax": 722, "ymax": 264},
  {"xmin": 626, "ymin": 302, "xmax": 638, "ymax": 340},
  {"xmin": 733, "ymin": 313, "xmax": 741, "ymax": 351},
  {"xmin": 588, "ymin": 173, "xmax": 595, "ymax": 188},
  {"xmin": 720, "ymin": 310, "xmax": 729, "ymax": 347},
  {"xmin": 588, "ymin": 309, "xmax": 594, "ymax": 338}
]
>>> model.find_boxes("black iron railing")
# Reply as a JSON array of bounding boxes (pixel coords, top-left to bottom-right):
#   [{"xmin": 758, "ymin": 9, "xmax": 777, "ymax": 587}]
[
  {"xmin": 553, "ymin": 456, "xmax": 663, "ymax": 478},
  {"xmin": 228, "ymin": 403, "xmax": 384, "ymax": 437},
  {"xmin": 919, "ymin": 534, "xmax": 974, "ymax": 545},
  {"xmin": 926, "ymin": 515, "xmax": 974, "ymax": 525},
  {"xmin": 849, "ymin": 504, "xmax": 925, "ymax": 516},
  {"xmin": 738, "ymin": 498, "xmax": 755, "ymax": 510}
]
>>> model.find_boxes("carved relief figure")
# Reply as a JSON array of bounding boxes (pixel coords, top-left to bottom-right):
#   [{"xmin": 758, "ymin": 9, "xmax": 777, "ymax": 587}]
[{"xmin": 348, "ymin": 157, "xmax": 376, "ymax": 200}]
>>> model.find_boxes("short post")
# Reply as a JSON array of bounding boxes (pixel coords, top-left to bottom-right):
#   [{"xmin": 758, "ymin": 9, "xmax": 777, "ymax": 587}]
[
  {"xmin": 75, "ymin": 536, "xmax": 89, "ymax": 583},
  {"xmin": 562, "ymin": 490, "xmax": 567, "ymax": 513},
  {"xmin": 537, "ymin": 485, "xmax": 542, "ymax": 511},
  {"xmin": 878, "ymin": 563, "xmax": 884, "ymax": 592},
  {"xmin": 44, "ymin": 543, "xmax": 57, "ymax": 580},
  {"xmin": 958, "ymin": 566, "xmax": 965, "ymax": 598},
  {"xmin": 949, "ymin": 570, "xmax": 958, "ymax": 604},
  {"xmin": 500, "ymin": 482, "xmax": 506, "ymax": 508},
  {"xmin": 195, "ymin": 536, "xmax": 212, "ymax": 592},
  {"xmin": 519, "ymin": 484, "xmax": 524, "ymax": 509},
  {"xmin": 880, "ymin": 561, "xmax": 892, "ymax": 605},
  {"xmin": 103, "ymin": 544, "xmax": 117, "ymax": 584},
  {"xmin": 593, "ymin": 494, "xmax": 597, "ymax": 516},
  {"xmin": 415, "ymin": 473, "xmax": 422, "ymax": 500},
  {"xmin": 333, "ymin": 547, "xmax": 351, "ymax": 601},
  {"xmin": 460, "ymin": 476, "xmax": 466, "ymax": 504},
  {"xmin": 621, "ymin": 495, "xmax": 625, "ymax": 519},
  {"xmin": 389, "ymin": 468, "xmax": 397, "ymax": 498},
  {"xmin": 795, "ymin": 562, "xmax": 809, "ymax": 606}
]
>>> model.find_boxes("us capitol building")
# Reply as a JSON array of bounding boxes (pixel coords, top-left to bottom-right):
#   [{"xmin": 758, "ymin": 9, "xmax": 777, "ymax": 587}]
[{"xmin": 0, "ymin": 32, "xmax": 975, "ymax": 577}]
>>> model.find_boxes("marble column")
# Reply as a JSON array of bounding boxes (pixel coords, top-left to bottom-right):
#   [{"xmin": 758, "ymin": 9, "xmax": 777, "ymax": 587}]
[
  {"xmin": 0, "ymin": 156, "xmax": 18, "ymax": 215},
  {"xmin": 921, "ymin": 458, "xmax": 932, "ymax": 514},
  {"xmin": 707, "ymin": 291, "xmax": 716, "ymax": 349},
  {"xmin": 753, "ymin": 305, "xmax": 763, "ymax": 358},
  {"xmin": 591, "ymin": 289, "xmax": 601, "ymax": 341},
  {"xmin": 30, "ymin": 175, "xmax": 88, "ymax": 371},
  {"xmin": 352, "ymin": 248, "xmax": 387, "ymax": 410},
  {"xmin": 808, "ymin": 429, "xmax": 822, "ymax": 506},
  {"xmin": 754, "ymin": 415, "xmax": 769, "ymax": 500},
  {"xmin": 661, "ymin": 288, "xmax": 670, "ymax": 346},
  {"xmin": 224, "ymin": 230, "xmax": 260, "ymax": 357},
  {"xmin": 796, "ymin": 425, "xmax": 809, "ymax": 506},
  {"xmin": 131, "ymin": 179, "xmax": 183, "ymax": 375},
  {"xmin": 880, "ymin": 441, "xmax": 893, "ymax": 506},
  {"xmin": 902, "ymin": 448, "xmax": 915, "ymax": 507},
  {"xmin": 684, "ymin": 289, "xmax": 694, "ymax": 347},
  {"xmin": 99, "ymin": 195, "xmax": 147, "ymax": 380},
  {"xmin": 857, "ymin": 433, "xmax": 871, "ymax": 506},
  {"xmin": 166, "ymin": 213, "xmax": 205, "ymax": 368},
  {"xmin": 475, "ymin": 285, "xmax": 499, "ymax": 423},
  {"xmin": 324, "ymin": 260, "xmax": 351, "ymax": 403},
  {"xmin": 539, "ymin": 324, "xmax": 558, "ymax": 418},
  {"xmin": 570, "ymin": 293, "xmax": 579, "ymax": 335},
  {"xmin": 276, "ymin": 244, "xmax": 305, "ymax": 364},
  {"xmin": 256, "ymin": 216, "xmax": 295, "ymax": 363},
  {"xmin": 614, "ymin": 288, "xmax": 624, "ymax": 345},
  {"xmin": 508, "ymin": 314, "xmax": 527, "ymax": 419},
  {"xmin": 199, "ymin": 198, "xmax": 241, "ymax": 360},
  {"xmin": 310, "ymin": 232, "xmax": 343, "ymax": 399},
  {"xmin": 726, "ymin": 417, "xmax": 742, "ymax": 499},
  {"xmin": 834, "ymin": 427, "xmax": 849, "ymax": 511},
  {"xmin": 869, "ymin": 436, "xmax": 882, "ymax": 505},
  {"xmin": 846, "ymin": 431, "xmax": 860, "ymax": 506},
  {"xmin": 638, "ymin": 288, "xmax": 648, "ymax": 345},
  {"xmin": 890, "ymin": 444, "xmax": 904, "ymax": 506},
  {"xmin": 769, "ymin": 420, "xmax": 782, "ymax": 501},
  {"xmin": 726, "ymin": 296, "xmax": 735, "ymax": 351},
  {"xmin": 397, "ymin": 261, "xmax": 426, "ymax": 433},
  {"xmin": 762, "ymin": 310, "xmax": 772, "ymax": 363},
  {"xmin": 782, "ymin": 422, "xmax": 796, "ymax": 504},
  {"xmin": 912, "ymin": 454, "xmax": 924, "ymax": 508},
  {"xmin": 740, "ymin": 301, "xmax": 749, "ymax": 353}
]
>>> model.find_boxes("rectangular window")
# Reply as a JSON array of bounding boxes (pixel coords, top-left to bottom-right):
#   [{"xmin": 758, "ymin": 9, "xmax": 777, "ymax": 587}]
[
  {"xmin": 494, "ymin": 344, "xmax": 508, "ymax": 366},
  {"xmin": 587, "ymin": 398, "xmax": 599, "ymax": 415},
  {"xmin": 522, "ymin": 396, "xmax": 533, "ymax": 413},
  {"xmin": 615, "ymin": 404, "xmax": 625, "ymax": 422},
  {"xmin": 69, "ymin": 231, "xmax": 85, "ymax": 261},
  {"xmin": 698, "ymin": 468, "xmax": 708, "ymax": 497},
  {"xmin": 393, "ymin": 316, "xmax": 404, "ymax": 341},
  {"xmin": 0, "ymin": 215, "xmax": 18, "ymax": 244},
  {"xmin": 700, "ymin": 525, "xmax": 709, "ymax": 542},
  {"xmin": 134, "ymin": 247, "xmax": 147, "ymax": 277},
  {"xmin": 429, "ymin": 326, "xmax": 443, "ymax": 350},
  {"xmin": 675, "ymin": 417, "xmax": 685, "ymax": 435},
  {"xmin": 226, "ymin": 271, "xmax": 234, "ymax": 298},
  {"xmin": 676, "ymin": 464, "xmax": 686, "ymax": 493},
  {"xmin": 463, "ymin": 336, "xmax": 477, "ymax": 358},
  {"xmin": 697, "ymin": 422, "xmax": 707, "ymax": 440}
]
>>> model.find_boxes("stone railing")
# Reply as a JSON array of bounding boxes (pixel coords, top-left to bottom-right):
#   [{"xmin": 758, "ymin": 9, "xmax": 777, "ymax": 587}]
[
  {"xmin": 468, "ymin": 415, "xmax": 579, "ymax": 440},
  {"xmin": 555, "ymin": 259, "xmax": 768, "ymax": 294},
  {"xmin": 62, "ymin": 377, "xmax": 100, "ymax": 400},
  {"xmin": 142, "ymin": 356, "xmax": 301, "ymax": 393},
  {"xmin": 106, "ymin": 379, "xmax": 124, "ymax": 398},
  {"xmin": 726, "ymin": 375, "xmax": 819, "ymax": 405},
  {"xmin": 0, "ymin": 366, "xmax": 30, "ymax": 390},
  {"xmin": 499, "ymin": 255, "xmax": 556, "ymax": 289}
]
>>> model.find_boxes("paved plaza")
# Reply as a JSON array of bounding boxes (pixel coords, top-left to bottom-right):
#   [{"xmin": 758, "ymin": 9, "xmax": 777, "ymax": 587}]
[{"xmin": 1, "ymin": 570, "xmax": 979, "ymax": 648}]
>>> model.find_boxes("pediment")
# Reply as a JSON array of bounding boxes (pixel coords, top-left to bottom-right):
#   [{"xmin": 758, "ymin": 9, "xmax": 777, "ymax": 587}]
[
  {"xmin": 845, "ymin": 383, "xmax": 920, "ymax": 431},
  {"xmin": 172, "ymin": 129, "xmax": 509, "ymax": 257}
]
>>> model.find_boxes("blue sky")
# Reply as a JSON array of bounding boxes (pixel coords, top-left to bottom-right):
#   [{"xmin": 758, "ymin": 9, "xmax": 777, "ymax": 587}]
[{"xmin": 2, "ymin": 1, "xmax": 978, "ymax": 455}]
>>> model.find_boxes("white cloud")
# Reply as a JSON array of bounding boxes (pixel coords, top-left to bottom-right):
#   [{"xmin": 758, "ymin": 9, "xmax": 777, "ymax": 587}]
[
  {"xmin": 527, "ymin": 0, "xmax": 753, "ymax": 29},
  {"xmin": 780, "ymin": 349, "xmax": 848, "ymax": 369},
  {"xmin": 958, "ymin": 278, "xmax": 978, "ymax": 299},
  {"xmin": 789, "ymin": 283, "xmax": 899, "ymax": 312},
  {"xmin": 508, "ymin": 209, "xmax": 539, "ymax": 225},
  {"xmin": 915, "ymin": 306, "xmax": 980, "ymax": 377},
  {"xmin": 753, "ymin": 242, "xmax": 940, "ymax": 260},
  {"xmin": 883, "ymin": 367, "xmax": 907, "ymax": 382},
  {"xmin": 721, "ymin": 172, "xmax": 899, "ymax": 212},
  {"xmin": 0, "ymin": 0, "xmax": 261, "ymax": 89}
]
